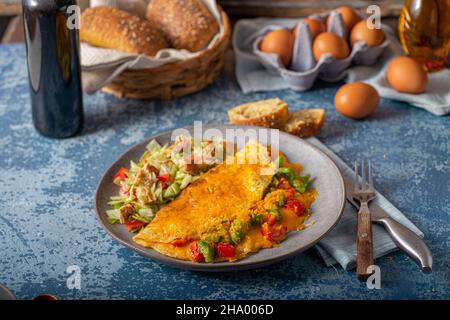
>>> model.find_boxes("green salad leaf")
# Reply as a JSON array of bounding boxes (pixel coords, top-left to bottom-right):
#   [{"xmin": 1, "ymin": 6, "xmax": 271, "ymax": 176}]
[
  {"xmin": 106, "ymin": 209, "xmax": 120, "ymax": 224},
  {"xmin": 163, "ymin": 182, "xmax": 181, "ymax": 200}
]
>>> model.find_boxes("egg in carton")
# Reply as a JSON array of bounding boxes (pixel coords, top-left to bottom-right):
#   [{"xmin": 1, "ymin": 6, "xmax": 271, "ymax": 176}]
[{"xmin": 253, "ymin": 10, "xmax": 389, "ymax": 91}]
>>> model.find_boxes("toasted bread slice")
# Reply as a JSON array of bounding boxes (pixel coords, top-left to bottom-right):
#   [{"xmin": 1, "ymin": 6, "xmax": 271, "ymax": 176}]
[
  {"xmin": 228, "ymin": 98, "xmax": 289, "ymax": 129},
  {"xmin": 284, "ymin": 109, "xmax": 325, "ymax": 138}
]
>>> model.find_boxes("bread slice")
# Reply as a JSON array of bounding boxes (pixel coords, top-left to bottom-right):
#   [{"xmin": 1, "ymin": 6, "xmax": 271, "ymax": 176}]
[
  {"xmin": 228, "ymin": 98, "xmax": 289, "ymax": 129},
  {"xmin": 284, "ymin": 109, "xmax": 325, "ymax": 138}
]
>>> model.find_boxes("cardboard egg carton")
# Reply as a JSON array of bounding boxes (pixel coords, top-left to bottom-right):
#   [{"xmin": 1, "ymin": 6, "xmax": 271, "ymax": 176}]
[{"xmin": 253, "ymin": 10, "xmax": 389, "ymax": 91}]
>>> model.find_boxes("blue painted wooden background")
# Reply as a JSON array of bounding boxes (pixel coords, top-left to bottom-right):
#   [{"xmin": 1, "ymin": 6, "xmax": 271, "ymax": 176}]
[{"xmin": 0, "ymin": 44, "xmax": 448, "ymax": 299}]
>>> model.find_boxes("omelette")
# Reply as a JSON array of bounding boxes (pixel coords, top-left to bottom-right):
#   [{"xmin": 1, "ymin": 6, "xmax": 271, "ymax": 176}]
[{"xmin": 131, "ymin": 140, "xmax": 317, "ymax": 263}]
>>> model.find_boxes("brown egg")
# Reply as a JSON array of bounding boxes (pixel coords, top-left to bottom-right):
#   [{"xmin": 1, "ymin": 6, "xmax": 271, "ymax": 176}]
[
  {"xmin": 334, "ymin": 82, "xmax": 379, "ymax": 119},
  {"xmin": 293, "ymin": 18, "xmax": 325, "ymax": 39},
  {"xmin": 350, "ymin": 20, "xmax": 385, "ymax": 47},
  {"xmin": 328, "ymin": 6, "xmax": 361, "ymax": 32},
  {"xmin": 260, "ymin": 29, "xmax": 295, "ymax": 66},
  {"xmin": 313, "ymin": 32, "xmax": 349, "ymax": 61},
  {"xmin": 386, "ymin": 57, "xmax": 428, "ymax": 94}
]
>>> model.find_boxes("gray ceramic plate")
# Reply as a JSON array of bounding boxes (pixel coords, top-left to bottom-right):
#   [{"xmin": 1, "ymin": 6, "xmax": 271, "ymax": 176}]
[
  {"xmin": 0, "ymin": 283, "xmax": 16, "ymax": 300},
  {"xmin": 95, "ymin": 125, "xmax": 345, "ymax": 271}
]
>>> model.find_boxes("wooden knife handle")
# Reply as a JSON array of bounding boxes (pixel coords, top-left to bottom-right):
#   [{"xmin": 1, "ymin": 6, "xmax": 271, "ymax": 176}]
[{"xmin": 356, "ymin": 202, "xmax": 374, "ymax": 281}]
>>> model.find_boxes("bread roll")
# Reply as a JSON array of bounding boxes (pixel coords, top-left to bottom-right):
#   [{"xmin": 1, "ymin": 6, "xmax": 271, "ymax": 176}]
[
  {"xmin": 80, "ymin": 6, "xmax": 167, "ymax": 56},
  {"xmin": 90, "ymin": 1, "xmax": 147, "ymax": 18},
  {"xmin": 146, "ymin": 0, "xmax": 219, "ymax": 52}
]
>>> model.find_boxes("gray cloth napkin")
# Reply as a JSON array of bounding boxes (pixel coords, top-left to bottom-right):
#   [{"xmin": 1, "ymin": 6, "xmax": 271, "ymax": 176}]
[
  {"xmin": 233, "ymin": 18, "xmax": 450, "ymax": 116},
  {"xmin": 307, "ymin": 137, "xmax": 424, "ymax": 270}
]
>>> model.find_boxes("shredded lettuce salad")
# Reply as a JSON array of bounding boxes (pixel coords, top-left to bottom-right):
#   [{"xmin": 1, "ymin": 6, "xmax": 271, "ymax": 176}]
[{"xmin": 106, "ymin": 136, "xmax": 222, "ymax": 231}]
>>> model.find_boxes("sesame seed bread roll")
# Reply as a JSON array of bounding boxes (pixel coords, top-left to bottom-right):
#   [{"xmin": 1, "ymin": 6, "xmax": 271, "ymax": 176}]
[
  {"xmin": 146, "ymin": 0, "xmax": 219, "ymax": 52},
  {"xmin": 80, "ymin": 6, "xmax": 168, "ymax": 56}
]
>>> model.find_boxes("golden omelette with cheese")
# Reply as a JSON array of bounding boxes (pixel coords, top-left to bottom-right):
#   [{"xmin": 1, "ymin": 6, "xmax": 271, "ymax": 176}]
[{"xmin": 107, "ymin": 138, "xmax": 317, "ymax": 263}]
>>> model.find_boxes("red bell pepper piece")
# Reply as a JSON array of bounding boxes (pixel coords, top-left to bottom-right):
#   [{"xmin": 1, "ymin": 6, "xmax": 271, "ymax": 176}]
[
  {"xmin": 171, "ymin": 238, "xmax": 188, "ymax": 247},
  {"xmin": 284, "ymin": 188, "xmax": 296, "ymax": 199},
  {"xmin": 215, "ymin": 243, "xmax": 236, "ymax": 258},
  {"xmin": 271, "ymin": 224, "xmax": 288, "ymax": 241},
  {"xmin": 188, "ymin": 241, "xmax": 205, "ymax": 263},
  {"xmin": 113, "ymin": 167, "xmax": 128, "ymax": 184},
  {"xmin": 157, "ymin": 175, "xmax": 172, "ymax": 189},
  {"xmin": 124, "ymin": 220, "xmax": 145, "ymax": 232},
  {"xmin": 267, "ymin": 214, "xmax": 277, "ymax": 227},
  {"xmin": 286, "ymin": 199, "xmax": 306, "ymax": 217},
  {"xmin": 261, "ymin": 222, "xmax": 288, "ymax": 242}
]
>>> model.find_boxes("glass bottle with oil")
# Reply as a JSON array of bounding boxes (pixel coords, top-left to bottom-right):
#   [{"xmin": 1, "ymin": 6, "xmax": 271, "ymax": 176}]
[{"xmin": 399, "ymin": 0, "xmax": 450, "ymax": 71}]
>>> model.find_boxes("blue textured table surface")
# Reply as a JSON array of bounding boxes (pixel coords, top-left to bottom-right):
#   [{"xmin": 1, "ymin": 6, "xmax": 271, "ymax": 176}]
[{"xmin": 0, "ymin": 44, "xmax": 448, "ymax": 300}]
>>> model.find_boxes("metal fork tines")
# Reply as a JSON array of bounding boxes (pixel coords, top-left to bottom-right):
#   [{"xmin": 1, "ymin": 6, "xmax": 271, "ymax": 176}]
[
  {"xmin": 353, "ymin": 160, "xmax": 376, "ymax": 281},
  {"xmin": 354, "ymin": 160, "xmax": 375, "ymax": 200}
]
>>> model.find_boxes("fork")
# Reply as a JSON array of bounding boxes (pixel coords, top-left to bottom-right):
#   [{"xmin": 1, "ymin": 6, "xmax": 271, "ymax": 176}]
[{"xmin": 353, "ymin": 160, "xmax": 376, "ymax": 281}]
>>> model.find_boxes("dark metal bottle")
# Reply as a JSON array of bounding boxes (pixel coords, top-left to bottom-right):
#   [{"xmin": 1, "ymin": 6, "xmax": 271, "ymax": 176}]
[{"xmin": 22, "ymin": 0, "xmax": 83, "ymax": 138}]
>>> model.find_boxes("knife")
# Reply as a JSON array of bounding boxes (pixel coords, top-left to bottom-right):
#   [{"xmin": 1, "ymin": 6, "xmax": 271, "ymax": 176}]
[{"xmin": 343, "ymin": 178, "xmax": 433, "ymax": 273}]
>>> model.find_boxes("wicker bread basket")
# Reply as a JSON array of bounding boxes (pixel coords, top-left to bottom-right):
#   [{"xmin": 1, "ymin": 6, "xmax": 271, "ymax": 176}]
[{"xmin": 101, "ymin": 8, "xmax": 231, "ymax": 100}]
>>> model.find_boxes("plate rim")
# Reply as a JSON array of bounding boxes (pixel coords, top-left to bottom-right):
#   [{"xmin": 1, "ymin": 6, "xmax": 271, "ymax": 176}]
[
  {"xmin": 0, "ymin": 283, "xmax": 16, "ymax": 300},
  {"xmin": 94, "ymin": 124, "xmax": 346, "ymax": 271}
]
